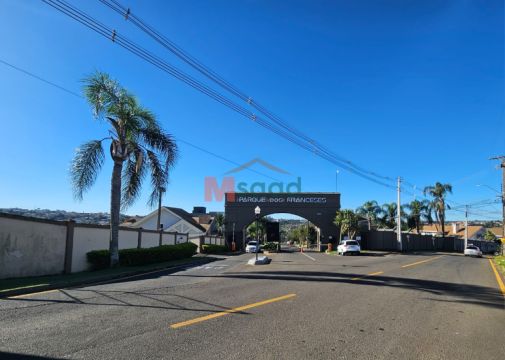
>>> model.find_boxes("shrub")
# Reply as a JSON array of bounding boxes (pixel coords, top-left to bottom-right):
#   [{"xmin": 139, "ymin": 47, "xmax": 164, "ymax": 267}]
[
  {"xmin": 201, "ymin": 244, "xmax": 227, "ymax": 254},
  {"xmin": 87, "ymin": 242, "xmax": 197, "ymax": 269},
  {"xmin": 262, "ymin": 242, "xmax": 279, "ymax": 251}
]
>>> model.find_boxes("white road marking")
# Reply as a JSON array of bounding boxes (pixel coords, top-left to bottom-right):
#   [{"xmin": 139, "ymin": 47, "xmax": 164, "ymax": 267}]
[{"xmin": 301, "ymin": 252, "xmax": 316, "ymax": 261}]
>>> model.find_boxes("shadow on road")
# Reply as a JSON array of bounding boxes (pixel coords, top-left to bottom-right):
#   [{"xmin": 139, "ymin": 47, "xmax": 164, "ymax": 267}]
[
  {"xmin": 0, "ymin": 352, "xmax": 64, "ymax": 360},
  {"xmin": 165, "ymin": 270, "xmax": 503, "ymax": 310},
  {"xmin": 2, "ymin": 288, "xmax": 251, "ymax": 316}
]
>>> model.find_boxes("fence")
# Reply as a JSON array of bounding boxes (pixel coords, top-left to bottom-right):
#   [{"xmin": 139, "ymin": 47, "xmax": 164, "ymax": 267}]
[
  {"xmin": 361, "ymin": 230, "xmax": 498, "ymax": 254},
  {"xmin": 0, "ymin": 212, "xmax": 188, "ymax": 279},
  {"xmin": 189, "ymin": 235, "xmax": 225, "ymax": 252}
]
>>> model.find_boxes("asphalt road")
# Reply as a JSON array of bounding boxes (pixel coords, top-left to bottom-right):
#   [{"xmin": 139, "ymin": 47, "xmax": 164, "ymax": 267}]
[{"xmin": 1, "ymin": 251, "xmax": 504, "ymax": 360}]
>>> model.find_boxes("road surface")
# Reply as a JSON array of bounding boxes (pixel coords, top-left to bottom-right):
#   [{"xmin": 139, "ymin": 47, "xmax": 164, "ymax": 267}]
[{"xmin": 1, "ymin": 251, "xmax": 504, "ymax": 359}]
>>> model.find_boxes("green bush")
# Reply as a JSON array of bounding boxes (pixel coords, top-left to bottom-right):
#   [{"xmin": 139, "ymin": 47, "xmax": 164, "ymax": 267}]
[
  {"xmin": 262, "ymin": 242, "xmax": 279, "ymax": 251},
  {"xmin": 201, "ymin": 244, "xmax": 227, "ymax": 254},
  {"xmin": 86, "ymin": 242, "xmax": 197, "ymax": 269}
]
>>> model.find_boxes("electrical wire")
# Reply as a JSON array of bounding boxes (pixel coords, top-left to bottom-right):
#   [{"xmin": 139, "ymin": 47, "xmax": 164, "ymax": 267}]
[
  {"xmin": 97, "ymin": 0, "xmax": 397, "ymax": 184},
  {"xmin": 42, "ymin": 0, "xmax": 398, "ymax": 189}
]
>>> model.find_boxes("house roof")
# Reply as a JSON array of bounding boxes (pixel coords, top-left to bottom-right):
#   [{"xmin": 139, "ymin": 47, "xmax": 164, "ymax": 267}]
[
  {"xmin": 164, "ymin": 207, "xmax": 207, "ymax": 233},
  {"xmin": 418, "ymin": 223, "xmax": 484, "ymax": 239}
]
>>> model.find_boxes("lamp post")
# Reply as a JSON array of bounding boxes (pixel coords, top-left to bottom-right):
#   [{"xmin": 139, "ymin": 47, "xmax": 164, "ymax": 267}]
[{"xmin": 255, "ymin": 206, "xmax": 261, "ymax": 261}]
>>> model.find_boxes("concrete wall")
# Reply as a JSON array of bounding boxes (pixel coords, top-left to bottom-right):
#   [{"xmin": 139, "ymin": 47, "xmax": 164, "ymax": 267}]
[
  {"xmin": 0, "ymin": 213, "xmax": 189, "ymax": 279},
  {"xmin": 0, "ymin": 215, "xmax": 67, "ymax": 278}
]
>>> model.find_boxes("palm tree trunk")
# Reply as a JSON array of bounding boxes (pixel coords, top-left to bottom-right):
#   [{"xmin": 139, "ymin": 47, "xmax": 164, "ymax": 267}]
[
  {"xmin": 440, "ymin": 211, "xmax": 445, "ymax": 240},
  {"xmin": 109, "ymin": 160, "xmax": 123, "ymax": 267}
]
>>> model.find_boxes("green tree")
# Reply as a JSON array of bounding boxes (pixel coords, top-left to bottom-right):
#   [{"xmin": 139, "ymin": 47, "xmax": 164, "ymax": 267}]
[
  {"xmin": 423, "ymin": 182, "xmax": 453, "ymax": 239},
  {"xmin": 71, "ymin": 72, "xmax": 177, "ymax": 267},
  {"xmin": 356, "ymin": 200, "xmax": 382, "ymax": 230},
  {"xmin": 405, "ymin": 199, "xmax": 433, "ymax": 233},
  {"xmin": 214, "ymin": 213, "xmax": 225, "ymax": 235},
  {"xmin": 247, "ymin": 220, "xmax": 266, "ymax": 241},
  {"xmin": 484, "ymin": 229, "xmax": 496, "ymax": 242},
  {"xmin": 334, "ymin": 209, "xmax": 359, "ymax": 241},
  {"xmin": 380, "ymin": 203, "xmax": 398, "ymax": 229}
]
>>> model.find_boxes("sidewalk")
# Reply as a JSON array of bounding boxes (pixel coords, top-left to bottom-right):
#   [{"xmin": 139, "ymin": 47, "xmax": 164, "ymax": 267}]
[{"xmin": 0, "ymin": 255, "xmax": 217, "ymax": 298}]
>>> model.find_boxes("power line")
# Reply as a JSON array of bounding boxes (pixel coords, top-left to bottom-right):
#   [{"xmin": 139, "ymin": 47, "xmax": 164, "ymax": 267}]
[
  {"xmin": 0, "ymin": 58, "xmax": 81, "ymax": 98},
  {"xmin": 99, "ymin": 0, "xmax": 398, "ymax": 185},
  {"xmin": 0, "ymin": 56, "xmax": 284, "ymax": 183},
  {"xmin": 42, "ymin": 0, "xmax": 398, "ymax": 189}
]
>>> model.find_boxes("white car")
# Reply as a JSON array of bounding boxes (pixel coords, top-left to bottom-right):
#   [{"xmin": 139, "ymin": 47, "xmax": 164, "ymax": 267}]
[
  {"xmin": 464, "ymin": 245, "xmax": 482, "ymax": 257},
  {"xmin": 337, "ymin": 240, "xmax": 361, "ymax": 256},
  {"xmin": 245, "ymin": 241, "xmax": 260, "ymax": 253}
]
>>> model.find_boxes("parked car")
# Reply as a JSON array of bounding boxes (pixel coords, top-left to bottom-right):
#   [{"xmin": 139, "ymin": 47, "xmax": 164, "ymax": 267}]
[
  {"xmin": 246, "ymin": 241, "xmax": 260, "ymax": 253},
  {"xmin": 337, "ymin": 240, "xmax": 361, "ymax": 256},
  {"xmin": 464, "ymin": 245, "xmax": 482, "ymax": 257}
]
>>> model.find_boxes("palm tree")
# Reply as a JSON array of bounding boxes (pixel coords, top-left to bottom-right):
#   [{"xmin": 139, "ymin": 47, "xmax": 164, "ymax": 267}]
[
  {"xmin": 423, "ymin": 182, "xmax": 452, "ymax": 239},
  {"xmin": 378, "ymin": 202, "xmax": 408, "ymax": 230},
  {"xmin": 356, "ymin": 200, "xmax": 382, "ymax": 230},
  {"xmin": 405, "ymin": 199, "xmax": 432, "ymax": 233},
  {"xmin": 334, "ymin": 209, "xmax": 359, "ymax": 241},
  {"xmin": 214, "ymin": 213, "xmax": 225, "ymax": 236},
  {"xmin": 71, "ymin": 72, "xmax": 177, "ymax": 267},
  {"xmin": 380, "ymin": 203, "xmax": 398, "ymax": 229}
]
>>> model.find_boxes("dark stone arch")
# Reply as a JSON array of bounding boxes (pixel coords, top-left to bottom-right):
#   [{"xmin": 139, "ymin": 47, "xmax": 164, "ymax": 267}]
[{"xmin": 224, "ymin": 192, "xmax": 340, "ymax": 250}]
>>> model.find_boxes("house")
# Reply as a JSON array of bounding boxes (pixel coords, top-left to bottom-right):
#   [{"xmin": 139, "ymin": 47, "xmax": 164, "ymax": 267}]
[
  {"xmin": 416, "ymin": 222, "xmax": 486, "ymax": 240},
  {"xmin": 124, "ymin": 206, "xmax": 207, "ymax": 236}
]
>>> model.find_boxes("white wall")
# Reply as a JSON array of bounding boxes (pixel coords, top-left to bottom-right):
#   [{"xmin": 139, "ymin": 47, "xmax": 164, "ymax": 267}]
[
  {"xmin": 0, "ymin": 214, "xmax": 190, "ymax": 278},
  {"xmin": 0, "ymin": 217, "xmax": 67, "ymax": 278}
]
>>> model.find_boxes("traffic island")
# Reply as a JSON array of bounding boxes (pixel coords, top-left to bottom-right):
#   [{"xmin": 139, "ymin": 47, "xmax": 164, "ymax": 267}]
[{"xmin": 247, "ymin": 256, "xmax": 271, "ymax": 265}]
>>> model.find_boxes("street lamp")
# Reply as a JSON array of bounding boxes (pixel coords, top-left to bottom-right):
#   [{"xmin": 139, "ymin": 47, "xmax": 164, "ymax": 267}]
[{"xmin": 255, "ymin": 206, "xmax": 261, "ymax": 261}]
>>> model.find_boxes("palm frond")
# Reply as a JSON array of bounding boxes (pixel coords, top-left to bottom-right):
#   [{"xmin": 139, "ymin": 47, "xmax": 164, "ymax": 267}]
[
  {"xmin": 146, "ymin": 150, "xmax": 168, "ymax": 207},
  {"xmin": 121, "ymin": 147, "xmax": 146, "ymax": 209},
  {"xmin": 140, "ymin": 127, "xmax": 178, "ymax": 167},
  {"xmin": 71, "ymin": 140, "xmax": 105, "ymax": 200},
  {"xmin": 82, "ymin": 72, "xmax": 123, "ymax": 119}
]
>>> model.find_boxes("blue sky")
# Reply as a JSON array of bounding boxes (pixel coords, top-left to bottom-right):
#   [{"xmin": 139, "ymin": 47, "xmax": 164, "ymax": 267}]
[{"xmin": 0, "ymin": 0, "xmax": 503, "ymax": 220}]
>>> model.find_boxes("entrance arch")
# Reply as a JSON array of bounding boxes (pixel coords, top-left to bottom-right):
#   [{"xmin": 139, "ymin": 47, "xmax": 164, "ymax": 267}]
[{"xmin": 224, "ymin": 192, "xmax": 340, "ymax": 250}]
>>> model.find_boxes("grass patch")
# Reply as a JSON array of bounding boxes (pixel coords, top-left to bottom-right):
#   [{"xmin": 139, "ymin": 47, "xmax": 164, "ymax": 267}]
[
  {"xmin": 494, "ymin": 256, "xmax": 505, "ymax": 274},
  {"xmin": 0, "ymin": 257, "xmax": 207, "ymax": 295}
]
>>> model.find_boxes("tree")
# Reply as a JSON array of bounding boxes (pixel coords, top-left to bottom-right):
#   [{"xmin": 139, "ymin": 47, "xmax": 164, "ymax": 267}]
[
  {"xmin": 405, "ymin": 199, "xmax": 433, "ymax": 233},
  {"xmin": 71, "ymin": 72, "xmax": 177, "ymax": 267},
  {"xmin": 380, "ymin": 203, "xmax": 398, "ymax": 229},
  {"xmin": 334, "ymin": 209, "xmax": 359, "ymax": 241},
  {"xmin": 214, "ymin": 213, "xmax": 225, "ymax": 236},
  {"xmin": 356, "ymin": 200, "xmax": 382, "ymax": 230},
  {"xmin": 484, "ymin": 229, "xmax": 496, "ymax": 242},
  {"xmin": 423, "ymin": 182, "xmax": 453, "ymax": 239}
]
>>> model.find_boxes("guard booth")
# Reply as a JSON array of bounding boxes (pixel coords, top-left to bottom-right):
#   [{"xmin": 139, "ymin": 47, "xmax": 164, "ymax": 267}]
[{"xmin": 224, "ymin": 192, "xmax": 340, "ymax": 251}]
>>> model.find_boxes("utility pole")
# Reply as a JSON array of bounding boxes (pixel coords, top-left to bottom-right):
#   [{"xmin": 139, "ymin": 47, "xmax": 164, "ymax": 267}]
[
  {"xmin": 490, "ymin": 156, "xmax": 505, "ymax": 255},
  {"xmin": 335, "ymin": 170, "xmax": 339, "ymax": 192},
  {"xmin": 397, "ymin": 176, "xmax": 402, "ymax": 252},
  {"xmin": 464, "ymin": 205, "xmax": 468, "ymax": 250}
]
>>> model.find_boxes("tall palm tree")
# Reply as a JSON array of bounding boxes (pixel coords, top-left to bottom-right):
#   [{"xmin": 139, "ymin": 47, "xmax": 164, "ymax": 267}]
[
  {"xmin": 423, "ymin": 182, "xmax": 452, "ymax": 239},
  {"xmin": 405, "ymin": 199, "xmax": 432, "ymax": 233},
  {"xmin": 71, "ymin": 72, "xmax": 177, "ymax": 267},
  {"xmin": 356, "ymin": 200, "xmax": 382, "ymax": 230}
]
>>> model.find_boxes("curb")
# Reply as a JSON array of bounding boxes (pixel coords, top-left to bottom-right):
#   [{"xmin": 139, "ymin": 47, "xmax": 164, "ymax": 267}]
[{"xmin": 0, "ymin": 257, "xmax": 217, "ymax": 299}]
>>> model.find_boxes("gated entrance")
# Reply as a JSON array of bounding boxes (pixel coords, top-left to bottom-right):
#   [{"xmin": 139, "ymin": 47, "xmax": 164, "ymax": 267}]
[{"xmin": 224, "ymin": 192, "xmax": 340, "ymax": 250}]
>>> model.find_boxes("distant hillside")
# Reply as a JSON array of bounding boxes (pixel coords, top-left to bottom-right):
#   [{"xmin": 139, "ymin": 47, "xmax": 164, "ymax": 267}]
[{"xmin": 0, "ymin": 208, "xmax": 131, "ymax": 225}]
